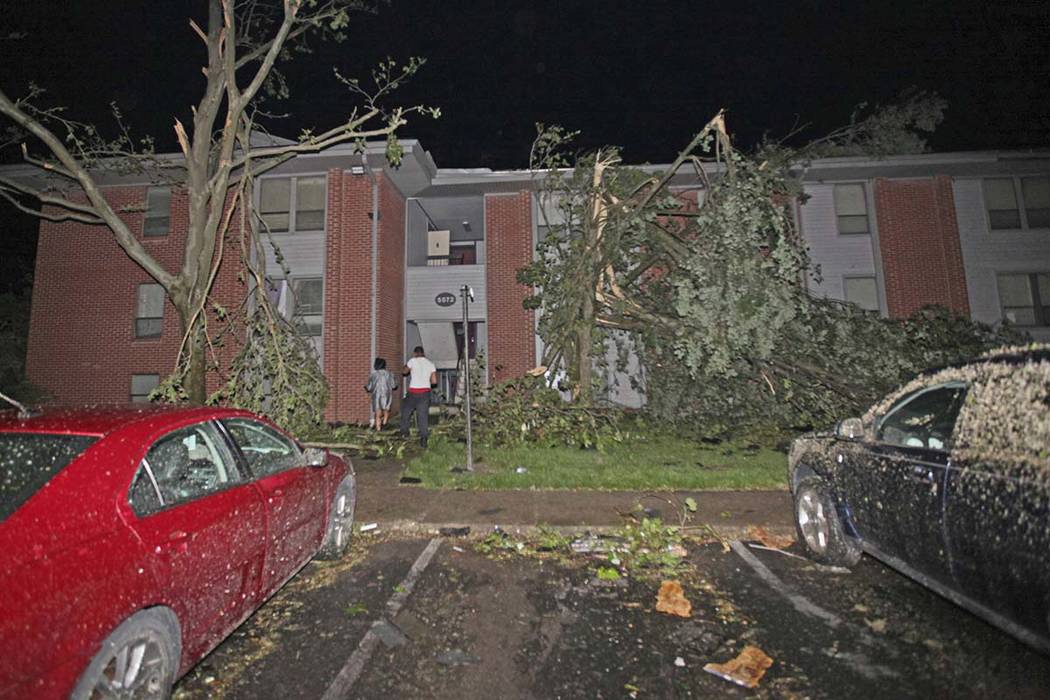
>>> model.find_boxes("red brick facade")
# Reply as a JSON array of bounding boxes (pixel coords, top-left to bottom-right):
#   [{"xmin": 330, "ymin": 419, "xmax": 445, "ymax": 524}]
[
  {"xmin": 484, "ymin": 191, "xmax": 536, "ymax": 383},
  {"xmin": 25, "ymin": 186, "xmax": 243, "ymax": 403},
  {"xmin": 873, "ymin": 176, "xmax": 971, "ymax": 318},
  {"xmin": 375, "ymin": 177, "xmax": 405, "ymax": 417}
]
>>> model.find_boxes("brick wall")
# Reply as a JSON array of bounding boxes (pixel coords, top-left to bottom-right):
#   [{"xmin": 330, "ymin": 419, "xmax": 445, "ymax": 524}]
[
  {"xmin": 25, "ymin": 186, "xmax": 243, "ymax": 403},
  {"xmin": 484, "ymin": 191, "xmax": 536, "ymax": 383},
  {"xmin": 873, "ymin": 176, "xmax": 971, "ymax": 318},
  {"xmin": 376, "ymin": 177, "xmax": 405, "ymax": 415}
]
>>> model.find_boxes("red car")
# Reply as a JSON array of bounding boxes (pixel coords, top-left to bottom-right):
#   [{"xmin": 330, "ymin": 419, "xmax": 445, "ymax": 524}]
[{"xmin": 0, "ymin": 404, "xmax": 356, "ymax": 699}]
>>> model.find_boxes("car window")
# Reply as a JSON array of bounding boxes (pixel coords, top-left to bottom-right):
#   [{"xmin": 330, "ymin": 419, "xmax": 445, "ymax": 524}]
[
  {"xmin": 877, "ymin": 382, "xmax": 967, "ymax": 451},
  {"xmin": 0, "ymin": 433, "xmax": 98, "ymax": 522},
  {"xmin": 221, "ymin": 418, "xmax": 301, "ymax": 477},
  {"xmin": 129, "ymin": 422, "xmax": 241, "ymax": 515}
]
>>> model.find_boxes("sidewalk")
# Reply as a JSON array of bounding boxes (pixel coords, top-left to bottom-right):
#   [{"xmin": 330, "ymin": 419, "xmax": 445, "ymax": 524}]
[{"xmin": 352, "ymin": 457, "xmax": 794, "ymax": 534}]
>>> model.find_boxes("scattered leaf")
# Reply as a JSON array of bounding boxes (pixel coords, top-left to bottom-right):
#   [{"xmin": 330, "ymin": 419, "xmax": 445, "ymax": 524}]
[
  {"xmin": 597, "ymin": 566, "xmax": 622, "ymax": 581},
  {"xmin": 703, "ymin": 645, "xmax": 774, "ymax": 689},
  {"xmin": 865, "ymin": 618, "xmax": 888, "ymax": 633},
  {"xmin": 655, "ymin": 580, "xmax": 692, "ymax": 618},
  {"xmin": 747, "ymin": 526, "xmax": 795, "ymax": 549}
]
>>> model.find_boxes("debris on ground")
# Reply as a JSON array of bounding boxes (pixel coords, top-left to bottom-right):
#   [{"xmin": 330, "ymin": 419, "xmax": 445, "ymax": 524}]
[
  {"xmin": 435, "ymin": 649, "xmax": 481, "ymax": 666},
  {"xmin": 865, "ymin": 618, "xmax": 888, "ymax": 634},
  {"xmin": 666, "ymin": 543, "xmax": 688, "ymax": 558},
  {"xmin": 438, "ymin": 526, "xmax": 471, "ymax": 537},
  {"xmin": 398, "ymin": 476, "xmax": 422, "ymax": 484},
  {"xmin": 451, "ymin": 546, "xmax": 465, "ymax": 553},
  {"xmin": 571, "ymin": 534, "xmax": 613, "ymax": 554},
  {"xmin": 703, "ymin": 523, "xmax": 732, "ymax": 553},
  {"xmin": 655, "ymin": 580, "xmax": 692, "ymax": 618},
  {"xmin": 360, "ymin": 523, "xmax": 378, "ymax": 532},
  {"xmin": 373, "ymin": 620, "xmax": 407, "ymax": 648},
  {"xmin": 674, "ymin": 656, "xmax": 686, "ymax": 667},
  {"xmin": 515, "ymin": 466, "xmax": 528, "ymax": 473},
  {"xmin": 747, "ymin": 525, "xmax": 795, "ymax": 549},
  {"xmin": 703, "ymin": 645, "xmax": 774, "ymax": 689}
]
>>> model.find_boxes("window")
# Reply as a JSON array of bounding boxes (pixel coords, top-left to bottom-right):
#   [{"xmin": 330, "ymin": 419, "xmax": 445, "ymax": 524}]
[
  {"xmin": 258, "ymin": 176, "xmax": 326, "ymax": 233},
  {"xmin": 997, "ymin": 273, "xmax": 1050, "ymax": 326},
  {"xmin": 222, "ymin": 418, "xmax": 301, "ymax": 477},
  {"xmin": 833, "ymin": 183, "xmax": 869, "ymax": 234},
  {"xmin": 877, "ymin": 382, "xmax": 967, "ymax": 451},
  {"xmin": 130, "ymin": 422, "xmax": 241, "ymax": 514},
  {"xmin": 1022, "ymin": 176, "xmax": 1050, "ymax": 228},
  {"xmin": 291, "ymin": 278, "xmax": 323, "ymax": 336},
  {"xmin": 144, "ymin": 187, "xmax": 171, "ymax": 237},
  {"xmin": 984, "ymin": 176, "xmax": 1050, "ymax": 230},
  {"xmin": 135, "ymin": 283, "xmax": 164, "ymax": 338},
  {"xmin": 1, "ymin": 434, "xmax": 97, "ymax": 522},
  {"xmin": 843, "ymin": 276, "xmax": 879, "ymax": 312},
  {"xmin": 130, "ymin": 374, "xmax": 160, "ymax": 402}
]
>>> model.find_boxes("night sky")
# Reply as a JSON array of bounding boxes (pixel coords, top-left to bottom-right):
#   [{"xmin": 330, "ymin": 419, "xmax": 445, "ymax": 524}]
[{"xmin": 2, "ymin": 0, "xmax": 1049, "ymax": 287}]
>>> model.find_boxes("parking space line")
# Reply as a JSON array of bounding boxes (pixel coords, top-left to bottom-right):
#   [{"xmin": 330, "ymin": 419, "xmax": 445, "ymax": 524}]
[
  {"xmin": 730, "ymin": 540, "xmax": 843, "ymax": 629},
  {"xmin": 321, "ymin": 538, "xmax": 443, "ymax": 700}
]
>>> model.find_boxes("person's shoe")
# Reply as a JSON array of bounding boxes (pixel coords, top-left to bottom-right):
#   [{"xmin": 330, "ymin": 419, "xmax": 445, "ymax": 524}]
[{"xmin": 420, "ymin": 436, "xmax": 428, "ymax": 448}]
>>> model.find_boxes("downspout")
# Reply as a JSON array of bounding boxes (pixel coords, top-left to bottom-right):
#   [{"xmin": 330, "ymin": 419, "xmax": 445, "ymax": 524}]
[{"xmin": 363, "ymin": 153, "xmax": 379, "ymax": 362}]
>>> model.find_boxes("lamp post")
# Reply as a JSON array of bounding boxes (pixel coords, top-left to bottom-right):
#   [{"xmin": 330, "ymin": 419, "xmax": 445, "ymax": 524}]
[{"xmin": 461, "ymin": 284, "xmax": 475, "ymax": 472}]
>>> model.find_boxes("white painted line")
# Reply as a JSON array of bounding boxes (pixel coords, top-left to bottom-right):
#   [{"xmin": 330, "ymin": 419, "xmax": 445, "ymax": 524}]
[
  {"xmin": 321, "ymin": 538, "xmax": 442, "ymax": 700},
  {"xmin": 730, "ymin": 539, "xmax": 843, "ymax": 628}
]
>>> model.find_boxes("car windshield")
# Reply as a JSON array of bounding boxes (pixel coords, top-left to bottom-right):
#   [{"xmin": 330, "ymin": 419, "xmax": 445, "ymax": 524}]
[{"xmin": 0, "ymin": 432, "xmax": 98, "ymax": 521}]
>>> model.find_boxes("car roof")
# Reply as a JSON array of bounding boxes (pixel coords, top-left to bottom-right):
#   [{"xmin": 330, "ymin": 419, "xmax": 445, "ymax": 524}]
[
  {"xmin": 919, "ymin": 343, "xmax": 1050, "ymax": 380},
  {"xmin": 0, "ymin": 404, "xmax": 249, "ymax": 437}
]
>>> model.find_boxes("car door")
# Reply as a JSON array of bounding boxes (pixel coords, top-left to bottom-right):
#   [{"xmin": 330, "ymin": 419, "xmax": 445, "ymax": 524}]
[
  {"xmin": 945, "ymin": 365, "xmax": 1050, "ymax": 638},
  {"xmin": 838, "ymin": 381, "xmax": 966, "ymax": 582},
  {"xmin": 220, "ymin": 418, "xmax": 329, "ymax": 596},
  {"xmin": 125, "ymin": 421, "xmax": 266, "ymax": 658}
]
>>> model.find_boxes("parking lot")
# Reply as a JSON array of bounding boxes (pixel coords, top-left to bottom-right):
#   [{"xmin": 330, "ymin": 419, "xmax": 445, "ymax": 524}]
[{"xmin": 173, "ymin": 533, "xmax": 1050, "ymax": 699}]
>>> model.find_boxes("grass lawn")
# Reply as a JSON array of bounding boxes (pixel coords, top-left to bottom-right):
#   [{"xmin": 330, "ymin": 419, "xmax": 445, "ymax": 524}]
[{"xmin": 401, "ymin": 435, "xmax": 788, "ymax": 491}]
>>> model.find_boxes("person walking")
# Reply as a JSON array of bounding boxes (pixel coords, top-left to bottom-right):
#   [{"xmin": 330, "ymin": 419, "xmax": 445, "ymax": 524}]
[
  {"xmin": 400, "ymin": 345, "xmax": 437, "ymax": 447},
  {"xmin": 364, "ymin": 357, "xmax": 397, "ymax": 432}
]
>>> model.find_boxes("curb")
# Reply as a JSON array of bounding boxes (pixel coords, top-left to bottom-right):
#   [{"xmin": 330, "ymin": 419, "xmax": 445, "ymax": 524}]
[{"xmin": 355, "ymin": 519, "xmax": 796, "ymax": 542}]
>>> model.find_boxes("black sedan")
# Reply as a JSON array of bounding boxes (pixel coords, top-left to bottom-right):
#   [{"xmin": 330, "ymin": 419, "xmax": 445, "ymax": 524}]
[{"xmin": 788, "ymin": 345, "xmax": 1050, "ymax": 654}]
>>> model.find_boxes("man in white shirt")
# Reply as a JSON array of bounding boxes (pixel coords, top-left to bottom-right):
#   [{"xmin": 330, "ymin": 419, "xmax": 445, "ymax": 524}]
[{"xmin": 400, "ymin": 345, "xmax": 438, "ymax": 447}]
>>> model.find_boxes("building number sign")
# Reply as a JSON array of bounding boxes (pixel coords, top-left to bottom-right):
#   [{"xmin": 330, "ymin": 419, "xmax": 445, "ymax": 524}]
[{"xmin": 435, "ymin": 292, "xmax": 457, "ymax": 307}]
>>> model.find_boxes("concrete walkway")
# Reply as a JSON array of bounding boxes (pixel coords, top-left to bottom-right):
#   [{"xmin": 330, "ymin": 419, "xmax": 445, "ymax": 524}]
[{"xmin": 352, "ymin": 457, "xmax": 794, "ymax": 533}]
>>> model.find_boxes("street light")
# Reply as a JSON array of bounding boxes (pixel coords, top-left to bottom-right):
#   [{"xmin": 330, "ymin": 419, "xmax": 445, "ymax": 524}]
[{"xmin": 461, "ymin": 284, "xmax": 475, "ymax": 472}]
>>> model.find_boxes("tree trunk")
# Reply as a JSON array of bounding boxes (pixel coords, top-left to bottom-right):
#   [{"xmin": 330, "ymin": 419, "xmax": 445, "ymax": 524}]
[
  {"xmin": 578, "ymin": 294, "xmax": 593, "ymax": 404},
  {"xmin": 175, "ymin": 297, "xmax": 208, "ymax": 404}
]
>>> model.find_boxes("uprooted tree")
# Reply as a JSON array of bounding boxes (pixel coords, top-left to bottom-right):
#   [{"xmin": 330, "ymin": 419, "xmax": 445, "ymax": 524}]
[
  {"xmin": 0, "ymin": 0, "xmax": 437, "ymax": 432},
  {"xmin": 520, "ymin": 92, "xmax": 1023, "ymax": 436}
]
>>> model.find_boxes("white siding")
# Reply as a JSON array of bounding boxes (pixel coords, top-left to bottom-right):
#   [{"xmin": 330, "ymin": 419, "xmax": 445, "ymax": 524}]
[
  {"xmin": 262, "ymin": 231, "xmax": 325, "ymax": 277},
  {"xmin": 954, "ymin": 178, "xmax": 1050, "ymax": 340},
  {"xmin": 800, "ymin": 184, "xmax": 880, "ymax": 307},
  {"xmin": 405, "ymin": 265, "xmax": 487, "ymax": 321}
]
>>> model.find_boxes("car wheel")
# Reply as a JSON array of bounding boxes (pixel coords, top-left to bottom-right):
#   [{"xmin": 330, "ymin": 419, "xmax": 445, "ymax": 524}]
[
  {"xmin": 70, "ymin": 608, "xmax": 180, "ymax": 700},
  {"xmin": 794, "ymin": 476, "xmax": 862, "ymax": 567},
  {"xmin": 317, "ymin": 473, "xmax": 357, "ymax": 560}
]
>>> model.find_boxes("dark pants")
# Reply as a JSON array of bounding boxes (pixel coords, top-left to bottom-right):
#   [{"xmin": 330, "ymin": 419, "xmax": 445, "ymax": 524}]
[{"xmin": 400, "ymin": 390, "xmax": 431, "ymax": 438}]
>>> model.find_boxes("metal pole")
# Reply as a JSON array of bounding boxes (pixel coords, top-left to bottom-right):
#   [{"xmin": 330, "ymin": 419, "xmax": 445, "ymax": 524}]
[{"xmin": 461, "ymin": 284, "xmax": 474, "ymax": 471}]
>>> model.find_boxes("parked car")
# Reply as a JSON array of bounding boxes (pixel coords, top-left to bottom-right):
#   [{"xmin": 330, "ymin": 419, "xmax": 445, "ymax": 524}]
[
  {"xmin": 0, "ymin": 404, "xmax": 356, "ymax": 699},
  {"xmin": 788, "ymin": 344, "xmax": 1050, "ymax": 653}
]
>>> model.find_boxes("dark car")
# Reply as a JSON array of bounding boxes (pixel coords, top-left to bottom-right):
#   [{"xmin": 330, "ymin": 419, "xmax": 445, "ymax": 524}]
[
  {"xmin": 0, "ymin": 404, "xmax": 356, "ymax": 700},
  {"xmin": 788, "ymin": 345, "xmax": 1050, "ymax": 654}
]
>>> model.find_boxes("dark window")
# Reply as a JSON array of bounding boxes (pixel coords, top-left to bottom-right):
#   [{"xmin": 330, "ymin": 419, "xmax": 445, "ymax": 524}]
[
  {"xmin": 997, "ymin": 273, "xmax": 1050, "ymax": 326},
  {"xmin": 144, "ymin": 187, "xmax": 171, "ymax": 237},
  {"xmin": 258, "ymin": 176, "xmax": 326, "ymax": 233},
  {"xmin": 135, "ymin": 283, "xmax": 164, "ymax": 338},
  {"xmin": 130, "ymin": 374, "xmax": 160, "ymax": 403},
  {"xmin": 1022, "ymin": 176, "xmax": 1050, "ymax": 228},
  {"xmin": 222, "ymin": 418, "xmax": 301, "ymax": 477},
  {"xmin": 292, "ymin": 278, "xmax": 323, "ymax": 336},
  {"xmin": 877, "ymin": 383, "xmax": 967, "ymax": 451},
  {"xmin": 0, "ymin": 433, "xmax": 97, "ymax": 521},
  {"xmin": 833, "ymin": 183, "xmax": 869, "ymax": 235},
  {"xmin": 984, "ymin": 178, "xmax": 1022, "ymax": 230}
]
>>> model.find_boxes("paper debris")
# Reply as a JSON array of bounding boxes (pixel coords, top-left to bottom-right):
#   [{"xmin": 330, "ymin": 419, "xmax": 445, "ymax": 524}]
[
  {"xmin": 360, "ymin": 523, "xmax": 378, "ymax": 532},
  {"xmin": 703, "ymin": 645, "xmax": 774, "ymax": 689},
  {"xmin": 655, "ymin": 580, "xmax": 692, "ymax": 618}
]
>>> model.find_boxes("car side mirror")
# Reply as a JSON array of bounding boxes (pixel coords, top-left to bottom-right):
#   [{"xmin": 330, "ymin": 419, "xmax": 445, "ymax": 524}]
[
  {"xmin": 836, "ymin": 417, "xmax": 864, "ymax": 441},
  {"xmin": 301, "ymin": 447, "xmax": 328, "ymax": 468}
]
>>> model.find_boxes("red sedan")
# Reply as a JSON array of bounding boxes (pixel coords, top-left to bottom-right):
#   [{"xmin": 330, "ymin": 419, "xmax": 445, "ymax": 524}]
[{"xmin": 0, "ymin": 404, "xmax": 356, "ymax": 699}]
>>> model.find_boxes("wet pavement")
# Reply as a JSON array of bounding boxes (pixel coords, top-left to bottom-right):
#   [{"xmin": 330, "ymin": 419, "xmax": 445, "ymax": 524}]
[{"xmin": 174, "ymin": 534, "xmax": 1050, "ymax": 699}]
